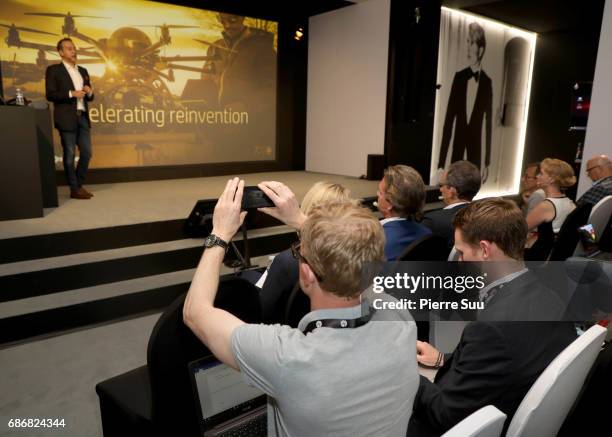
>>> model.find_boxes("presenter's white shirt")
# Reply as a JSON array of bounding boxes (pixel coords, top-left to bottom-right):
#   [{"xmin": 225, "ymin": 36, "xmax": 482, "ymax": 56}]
[{"xmin": 63, "ymin": 61, "xmax": 86, "ymax": 111}]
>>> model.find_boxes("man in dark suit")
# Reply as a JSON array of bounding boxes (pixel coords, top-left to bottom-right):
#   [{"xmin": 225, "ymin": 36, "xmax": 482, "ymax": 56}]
[
  {"xmin": 46, "ymin": 38, "xmax": 95, "ymax": 199},
  {"xmin": 408, "ymin": 198, "xmax": 577, "ymax": 436},
  {"xmin": 437, "ymin": 22, "xmax": 492, "ymax": 183},
  {"xmin": 422, "ymin": 160, "xmax": 481, "ymax": 247}
]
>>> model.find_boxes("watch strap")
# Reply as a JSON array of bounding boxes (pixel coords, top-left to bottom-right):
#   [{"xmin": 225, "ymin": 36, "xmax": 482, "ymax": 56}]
[{"xmin": 206, "ymin": 234, "xmax": 229, "ymax": 251}]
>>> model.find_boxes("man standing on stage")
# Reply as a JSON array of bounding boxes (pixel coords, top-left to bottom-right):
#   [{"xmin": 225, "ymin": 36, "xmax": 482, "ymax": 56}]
[
  {"xmin": 46, "ymin": 38, "xmax": 95, "ymax": 199},
  {"xmin": 437, "ymin": 22, "xmax": 492, "ymax": 183}
]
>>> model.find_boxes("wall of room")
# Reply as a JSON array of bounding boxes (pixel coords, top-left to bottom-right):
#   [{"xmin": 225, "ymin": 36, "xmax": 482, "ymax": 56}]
[
  {"xmin": 578, "ymin": 0, "xmax": 612, "ymax": 197},
  {"xmin": 305, "ymin": 0, "xmax": 391, "ymax": 177},
  {"xmin": 522, "ymin": 29, "xmax": 601, "ymax": 174}
]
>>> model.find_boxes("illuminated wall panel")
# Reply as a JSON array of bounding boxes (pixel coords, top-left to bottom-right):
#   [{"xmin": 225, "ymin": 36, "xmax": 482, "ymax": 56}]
[{"xmin": 431, "ymin": 7, "xmax": 536, "ymax": 197}]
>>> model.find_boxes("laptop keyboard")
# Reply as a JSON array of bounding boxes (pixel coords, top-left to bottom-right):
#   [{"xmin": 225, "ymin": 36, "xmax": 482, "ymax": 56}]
[{"xmin": 217, "ymin": 414, "xmax": 266, "ymax": 437}]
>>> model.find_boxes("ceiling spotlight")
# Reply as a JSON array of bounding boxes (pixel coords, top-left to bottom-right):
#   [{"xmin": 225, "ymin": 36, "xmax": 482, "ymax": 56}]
[{"xmin": 294, "ymin": 27, "xmax": 304, "ymax": 41}]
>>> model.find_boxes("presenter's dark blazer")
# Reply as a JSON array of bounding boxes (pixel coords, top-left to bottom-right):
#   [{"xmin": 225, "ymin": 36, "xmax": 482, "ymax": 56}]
[
  {"xmin": 421, "ymin": 203, "xmax": 468, "ymax": 248},
  {"xmin": 45, "ymin": 63, "xmax": 94, "ymax": 131},
  {"xmin": 408, "ymin": 270, "xmax": 577, "ymax": 436},
  {"xmin": 438, "ymin": 67, "xmax": 492, "ymax": 169}
]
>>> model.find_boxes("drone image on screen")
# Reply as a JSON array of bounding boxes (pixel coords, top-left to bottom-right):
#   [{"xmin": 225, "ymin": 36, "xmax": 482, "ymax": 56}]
[{"xmin": 0, "ymin": 10, "xmax": 247, "ymax": 114}]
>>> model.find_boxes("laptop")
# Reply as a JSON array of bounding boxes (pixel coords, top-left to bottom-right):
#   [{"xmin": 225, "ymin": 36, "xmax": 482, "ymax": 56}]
[{"xmin": 188, "ymin": 356, "xmax": 267, "ymax": 437}]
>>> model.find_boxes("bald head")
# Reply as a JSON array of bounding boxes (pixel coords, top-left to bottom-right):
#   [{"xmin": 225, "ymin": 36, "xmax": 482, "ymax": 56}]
[{"xmin": 586, "ymin": 155, "xmax": 612, "ymax": 182}]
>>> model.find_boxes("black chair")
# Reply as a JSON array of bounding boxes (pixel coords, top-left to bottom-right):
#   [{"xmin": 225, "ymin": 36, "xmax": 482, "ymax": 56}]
[
  {"xmin": 549, "ymin": 203, "xmax": 593, "ymax": 261},
  {"xmin": 96, "ymin": 276, "xmax": 261, "ymax": 437},
  {"xmin": 283, "ymin": 282, "xmax": 311, "ymax": 329},
  {"xmin": 524, "ymin": 221, "xmax": 555, "ymax": 264},
  {"xmin": 596, "ymin": 214, "xmax": 612, "ymax": 252},
  {"xmin": 399, "ymin": 234, "xmax": 451, "ymax": 261},
  {"xmin": 397, "ymin": 234, "xmax": 450, "ymax": 341}
]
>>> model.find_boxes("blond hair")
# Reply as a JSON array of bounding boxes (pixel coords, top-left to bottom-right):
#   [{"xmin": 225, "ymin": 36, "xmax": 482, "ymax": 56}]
[
  {"xmin": 540, "ymin": 158, "xmax": 576, "ymax": 189},
  {"xmin": 300, "ymin": 202, "xmax": 385, "ymax": 298},
  {"xmin": 300, "ymin": 182, "xmax": 351, "ymax": 216},
  {"xmin": 383, "ymin": 165, "xmax": 426, "ymax": 220}
]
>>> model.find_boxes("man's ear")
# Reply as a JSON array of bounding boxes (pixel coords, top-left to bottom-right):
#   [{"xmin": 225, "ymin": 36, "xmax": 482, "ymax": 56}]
[
  {"xmin": 448, "ymin": 185, "xmax": 459, "ymax": 200},
  {"xmin": 299, "ymin": 262, "xmax": 317, "ymax": 289},
  {"xmin": 478, "ymin": 47, "xmax": 484, "ymax": 61},
  {"xmin": 479, "ymin": 240, "xmax": 493, "ymax": 260}
]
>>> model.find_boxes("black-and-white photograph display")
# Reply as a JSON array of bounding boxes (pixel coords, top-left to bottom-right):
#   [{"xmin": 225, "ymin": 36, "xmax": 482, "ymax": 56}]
[{"xmin": 431, "ymin": 8, "xmax": 536, "ymax": 196}]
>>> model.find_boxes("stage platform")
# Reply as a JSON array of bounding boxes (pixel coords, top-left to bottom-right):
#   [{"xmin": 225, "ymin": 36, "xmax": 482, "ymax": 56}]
[{"xmin": 0, "ymin": 171, "xmax": 380, "ymax": 239}]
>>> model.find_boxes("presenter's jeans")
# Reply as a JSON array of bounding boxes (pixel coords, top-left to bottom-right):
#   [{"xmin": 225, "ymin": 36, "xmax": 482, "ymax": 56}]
[{"xmin": 59, "ymin": 113, "xmax": 92, "ymax": 192}]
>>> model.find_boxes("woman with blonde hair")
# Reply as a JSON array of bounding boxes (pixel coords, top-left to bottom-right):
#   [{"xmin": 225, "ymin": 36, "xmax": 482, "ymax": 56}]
[
  {"xmin": 526, "ymin": 158, "xmax": 576, "ymax": 233},
  {"xmin": 257, "ymin": 181, "xmax": 352, "ymax": 320},
  {"xmin": 525, "ymin": 158, "xmax": 576, "ymax": 261}
]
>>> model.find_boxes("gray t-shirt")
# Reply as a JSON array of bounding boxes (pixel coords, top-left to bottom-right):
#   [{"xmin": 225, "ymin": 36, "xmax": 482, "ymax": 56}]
[{"xmin": 231, "ymin": 294, "xmax": 419, "ymax": 437}]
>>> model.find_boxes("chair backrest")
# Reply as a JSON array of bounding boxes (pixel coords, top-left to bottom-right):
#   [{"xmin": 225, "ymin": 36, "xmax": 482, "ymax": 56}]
[
  {"xmin": 598, "ymin": 214, "xmax": 612, "ymax": 252},
  {"xmin": 429, "ymin": 320, "xmax": 469, "ymax": 353},
  {"xmin": 399, "ymin": 234, "xmax": 451, "ymax": 261},
  {"xmin": 524, "ymin": 221, "xmax": 555, "ymax": 264},
  {"xmin": 549, "ymin": 202, "xmax": 592, "ymax": 260},
  {"xmin": 505, "ymin": 324, "xmax": 607, "ymax": 437},
  {"xmin": 284, "ymin": 282, "xmax": 311, "ymax": 328},
  {"xmin": 147, "ymin": 275, "xmax": 261, "ymax": 434},
  {"xmin": 588, "ymin": 195, "xmax": 612, "ymax": 242},
  {"xmin": 441, "ymin": 405, "xmax": 507, "ymax": 437}
]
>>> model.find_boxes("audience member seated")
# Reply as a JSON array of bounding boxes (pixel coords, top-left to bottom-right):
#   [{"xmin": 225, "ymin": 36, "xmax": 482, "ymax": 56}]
[
  {"xmin": 520, "ymin": 162, "xmax": 545, "ymax": 214},
  {"xmin": 422, "ymin": 160, "xmax": 481, "ymax": 247},
  {"xmin": 577, "ymin": 154, "xmax": 612, "ymax": 207},
  {"xmin": 257, "ymin": 181, "xmax": 351, "ymax": 321},
  {"xmin": 408, "ymin": 198, "xmax": 577, "ymax": 437},
  {"xmin": 526, "ymin": 158, "xmax": 577, "ymax": 255},
  {"xmin": 377, "ymin": 165, "xmax": 431, "ymax": 260},
  {"xmin": 184, "ymin": 178, "xmax": 420, "ymax": 436}
]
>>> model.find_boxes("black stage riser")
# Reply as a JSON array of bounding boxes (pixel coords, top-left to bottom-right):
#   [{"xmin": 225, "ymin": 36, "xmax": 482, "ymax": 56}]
[
  {"xmin": 0, "ymin": 213, "xmax": 286, "ymax": 264},
  {"xmin": 0, "ymin": 233, "xmax": 296, "ymax": 304},
  {"xmin": 0, "ymin": 282, "xmax": 190, "ymax": 346}
]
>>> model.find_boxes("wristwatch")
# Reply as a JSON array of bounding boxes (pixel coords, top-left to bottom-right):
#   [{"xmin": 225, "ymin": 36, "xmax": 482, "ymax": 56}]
[{"xmin": 203, "ymin": 234, "xmax": 229, "ymax": 252}]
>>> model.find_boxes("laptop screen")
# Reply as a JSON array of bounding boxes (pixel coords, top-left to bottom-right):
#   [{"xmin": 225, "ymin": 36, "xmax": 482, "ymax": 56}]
[{"xmin": 189, "ymin": 356, "xmax": 266, "ymax": 429}]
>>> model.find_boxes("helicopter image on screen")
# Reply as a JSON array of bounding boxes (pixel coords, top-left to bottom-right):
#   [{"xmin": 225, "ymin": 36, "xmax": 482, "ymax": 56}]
[{"xmin": 1, "ymin": 10, "xmax": 237, "ymax": 112}]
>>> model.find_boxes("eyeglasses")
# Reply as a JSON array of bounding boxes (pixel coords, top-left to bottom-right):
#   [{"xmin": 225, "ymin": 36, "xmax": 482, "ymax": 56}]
[
  {"xmin": 290, "ymin": 241, "xmax": 324, "ymax": 282},
  {"xmin": 586, "ymin": 165, "xmax": 601, "ymax": 173}
]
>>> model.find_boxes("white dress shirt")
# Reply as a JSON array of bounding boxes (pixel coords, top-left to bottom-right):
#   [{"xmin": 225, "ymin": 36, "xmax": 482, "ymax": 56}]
[
  {"xmin": 443, "ymin": 201, "xmax": 469, "ymax": 210},
  {"xmin": 62, "ymin": 61, "xmax": 89, "ymax": 112},
  {"xmin": 466, "ymin": 67, "xmax": 480, "ymax": 123}
]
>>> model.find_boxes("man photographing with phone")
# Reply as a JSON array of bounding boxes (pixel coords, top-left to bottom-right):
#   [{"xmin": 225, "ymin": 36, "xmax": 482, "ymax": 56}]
[{"xmin": 184, "ymin": 178, "xmax": 420, "ymax": 436}]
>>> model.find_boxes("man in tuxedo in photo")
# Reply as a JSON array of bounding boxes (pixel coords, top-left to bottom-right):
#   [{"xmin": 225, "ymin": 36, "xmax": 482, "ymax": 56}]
[
  {"xmin": 437, "ymin": 22, "xmax": 492, "ymax": 183},
  {"xmin": 45, "ymin": 38, "xmax": 95, "ymax": 199}
]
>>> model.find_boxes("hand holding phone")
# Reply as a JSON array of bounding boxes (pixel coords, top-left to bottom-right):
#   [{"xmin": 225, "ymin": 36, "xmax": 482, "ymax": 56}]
[{"xmin": 242, "ymin": 186, "xmax": 275, "ymax": 210}]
